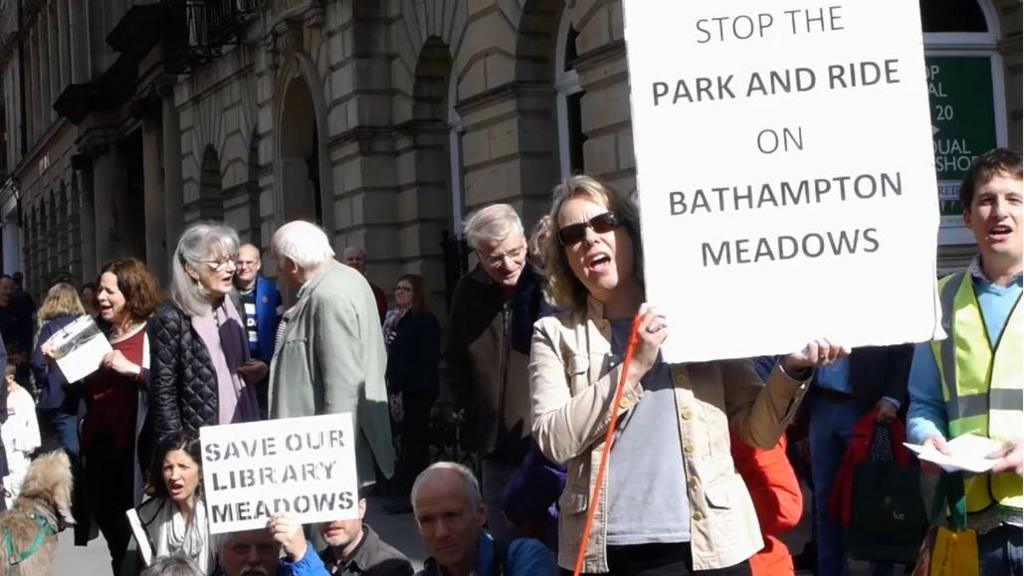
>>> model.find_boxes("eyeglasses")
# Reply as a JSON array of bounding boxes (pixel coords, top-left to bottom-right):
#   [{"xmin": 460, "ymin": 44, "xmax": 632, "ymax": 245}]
[
  {"xmin": 236, "ymin": 260, "xmax": 259, "ymax": 269},
  {"xmin": 481, "ymin": 244, "xmax": 527, "ymax": 267},
  {"xmin": 394, "ymin": 285, "xmax": 413, "ymax": 293},
  {"xmin": 557, "ymin": 212, "xmax": 620, "ymax": 246},
  {"xmin": 202, "ymin": 258, "xmax": 236, "ymax": 272}
]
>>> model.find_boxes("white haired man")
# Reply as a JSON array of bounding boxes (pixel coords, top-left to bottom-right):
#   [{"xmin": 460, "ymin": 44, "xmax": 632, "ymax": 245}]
[
  {"xmin": 217, "ymin": 514, "xmax": 327, "ymax": 576},
  {"xmin": 268, "ymin": 221, "xmax": 394, "ymax": 486},
  {"xmin": 444, "ymin": 204, "xmax": 550, "ymax": 542},
  {"xmin": 341, "ymin": 246, "xmax": 387, "ymax": 323},
  {"xmin": 412, "ymin": 462, "xmax": 556, "ymax": 576}
]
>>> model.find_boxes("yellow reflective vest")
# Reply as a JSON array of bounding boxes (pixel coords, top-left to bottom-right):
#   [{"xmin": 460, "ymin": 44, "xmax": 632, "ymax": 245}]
[{"xmin": 930, "ymin": 271, "xmax": 1023, "ymax": 513}]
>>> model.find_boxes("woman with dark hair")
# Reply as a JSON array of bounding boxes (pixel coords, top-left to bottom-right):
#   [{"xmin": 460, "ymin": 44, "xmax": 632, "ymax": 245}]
[
  {"xmin": 31, "ymin": 282, "xmax": 87, "ymax": 458},
  {"xmin": 384, "ymin": 274, "xmax": 441, "ymax": 503},
  {"xmin": 66, "ymin": 258, "xmax": 161, "ymax": 573},
  {"xmin": 149, "ymin": 223, "xmax": 264, "ymax": 444},
  {"xmin": 80, "ymin": 281, "xmax": 99, "ymax": 318},
  {"xmin": 530, "ymin": 175, "xmax": 844, "ymax": 575},
  {"xmin": 128, "ymin": 432, "xmax": 213, "ymax": 575}
]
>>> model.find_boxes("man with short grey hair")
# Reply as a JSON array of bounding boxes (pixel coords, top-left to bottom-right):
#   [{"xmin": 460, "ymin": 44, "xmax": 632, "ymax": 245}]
[
  {"xmin": 412, "ymin": 462, "xmax": 556, "ymax": 576},
  {"xmin": 444, "ymin": 204, "xmax": 549, "ymax": 542},
  {"xmin": 268, "ymin": 220, "xmax": 394, "ymax": 486},
  {"xmin": 341, "ymin": 246, "xmax": 387, "ymax": 323}
]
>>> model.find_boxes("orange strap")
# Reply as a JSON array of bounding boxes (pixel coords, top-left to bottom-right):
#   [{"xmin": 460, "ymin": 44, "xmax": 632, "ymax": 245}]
[{"xmin": 572, "ymin": 315, "xmax": 642, "ymax": 576}]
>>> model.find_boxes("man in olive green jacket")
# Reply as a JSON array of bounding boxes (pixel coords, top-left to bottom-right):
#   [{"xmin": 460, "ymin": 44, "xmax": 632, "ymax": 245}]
[{"xmin": 268, "ymin": 220, "xmax": 395, "ymax": 485}]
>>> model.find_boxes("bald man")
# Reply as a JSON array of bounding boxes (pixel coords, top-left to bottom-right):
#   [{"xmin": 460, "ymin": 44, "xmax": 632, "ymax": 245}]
[
  {"xmin": 233, "ymin": 244, "xmax": 282, "ymax": 414},
  {"xmin": 411, "ymin": 463, "xmax": 555, "ymax": 576},
  {"xmin": 341, "ymin": 246, "xmax": 386, "ymax": 323}
]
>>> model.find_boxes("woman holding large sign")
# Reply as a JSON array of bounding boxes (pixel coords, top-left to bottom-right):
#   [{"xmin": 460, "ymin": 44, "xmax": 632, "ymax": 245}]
[{"xmin": 529, "ymin": 175, "xmax": 842, "ymax": 575}]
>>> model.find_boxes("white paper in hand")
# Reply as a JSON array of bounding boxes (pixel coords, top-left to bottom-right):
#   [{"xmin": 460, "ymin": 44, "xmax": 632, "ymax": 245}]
[
  {"xmin": 904, "ymin": 434, "xmax": 1003, "ymax": 474},
  {"xmin": 48, "ymin": 315, "xmax": 112, "ymax": 383}
]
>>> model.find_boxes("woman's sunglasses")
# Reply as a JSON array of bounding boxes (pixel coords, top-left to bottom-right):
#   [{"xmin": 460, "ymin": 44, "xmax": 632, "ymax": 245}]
[{"xmin": 557, "ymin": 212, "xmax": 621, "ymax": 246}]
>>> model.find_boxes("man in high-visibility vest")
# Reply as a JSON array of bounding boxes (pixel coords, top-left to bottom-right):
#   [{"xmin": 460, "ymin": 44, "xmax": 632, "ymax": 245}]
[{"xmin": 908, "ymin": 147, "xmax": 1022, "ymax": 574}]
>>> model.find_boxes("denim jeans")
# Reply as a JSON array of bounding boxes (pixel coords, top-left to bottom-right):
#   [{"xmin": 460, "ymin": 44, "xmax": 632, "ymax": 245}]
[
  {"xmin": 978, "ymin": 524, "xmax": 1023, "ymax": 576},
  {"xmin": 809, "ymin": 392, "xmax": 894, "ymax": 576}
]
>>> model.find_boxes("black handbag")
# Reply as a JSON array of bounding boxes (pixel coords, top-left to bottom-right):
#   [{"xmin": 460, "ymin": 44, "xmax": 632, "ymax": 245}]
[{"xmin": 846, "ymin": 423, "xmax": 929, "ymax": 563}]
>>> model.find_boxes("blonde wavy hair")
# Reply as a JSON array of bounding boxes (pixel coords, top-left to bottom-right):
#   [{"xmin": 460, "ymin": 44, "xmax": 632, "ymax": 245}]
[
  {"xmin": 38, "ymin": 282, "xmax": 86, "ymax": 322},
  {"xmin": 542, "ymin": 175, "xmax": 644, "ymax": 310}
]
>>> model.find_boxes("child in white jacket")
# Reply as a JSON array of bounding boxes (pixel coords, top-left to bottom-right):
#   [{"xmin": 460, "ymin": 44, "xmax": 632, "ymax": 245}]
[{"xmin": 2, "ymin": 364, "xmax": 41, "ymax": 508}]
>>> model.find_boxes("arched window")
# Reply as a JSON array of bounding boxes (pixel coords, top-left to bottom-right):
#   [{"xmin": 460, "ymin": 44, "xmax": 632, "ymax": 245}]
[
  {"xmin": 555, "ymin": 11, "xmax": 585, "ymax": 179},
  {"xmin": 921, "ymin": 0, "xmax": 1006, "ymax": 244}
]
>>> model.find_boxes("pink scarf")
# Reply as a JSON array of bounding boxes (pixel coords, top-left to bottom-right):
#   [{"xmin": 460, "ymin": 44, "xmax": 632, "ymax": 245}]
[{"xmin": 191, "ymin": 297, "xmax": 260, "ymax": 425}]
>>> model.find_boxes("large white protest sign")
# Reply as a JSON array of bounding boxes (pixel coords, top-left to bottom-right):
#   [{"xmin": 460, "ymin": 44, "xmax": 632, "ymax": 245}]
[
  {"xmin": 200, "ymin": 414, "xmax": 358, "ymax": 534},
  {"xmin": 623, "ymin": 0, "xmax": 943, "ymax": 362}
]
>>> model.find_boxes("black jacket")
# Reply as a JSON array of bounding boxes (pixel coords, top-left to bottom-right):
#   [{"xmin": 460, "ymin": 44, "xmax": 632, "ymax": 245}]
[
  {"xmin": 148, "ymin": 303, "xmax": 218, "ymax": 441},
  {"xmin": 319, "ymin": 525, "xmax": 413, "ymax": 576},
  {"xmin": 386, "ymin": 310, "xmax": 441, "ymax": 397}
]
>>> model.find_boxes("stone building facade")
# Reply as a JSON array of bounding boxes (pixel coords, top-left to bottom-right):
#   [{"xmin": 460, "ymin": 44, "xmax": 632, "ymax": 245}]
[{"xmin": 1, "ymin": 0, "xmax": 1021, "ymax": 309}]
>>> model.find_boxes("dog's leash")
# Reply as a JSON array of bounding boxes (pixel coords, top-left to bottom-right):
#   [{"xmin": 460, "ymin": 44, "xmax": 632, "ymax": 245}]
[{"xmin": 2, "ymin": 511, "xmax": 56, "ymax": 573}]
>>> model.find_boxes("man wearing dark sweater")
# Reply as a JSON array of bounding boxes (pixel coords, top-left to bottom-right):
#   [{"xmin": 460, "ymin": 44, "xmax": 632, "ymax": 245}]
[
  {"xmin": 317, "ymin": 498, "xmax": 413, "ymax": 575},
  {"xmin": 808, "ymin": 344, "xmax": 913, "ymax": 576}
]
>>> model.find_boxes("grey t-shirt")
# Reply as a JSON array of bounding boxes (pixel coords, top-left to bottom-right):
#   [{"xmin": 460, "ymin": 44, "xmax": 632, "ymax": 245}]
[{"xmin": 605, "ymin": 319, "xmax": 691, "ymax": 545}]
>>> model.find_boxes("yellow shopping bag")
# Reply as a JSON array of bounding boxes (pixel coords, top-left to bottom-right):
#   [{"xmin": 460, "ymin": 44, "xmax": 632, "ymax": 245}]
[
  {"xmin": 927, "ymin": 525, "xmax": 979, "ymax": 576},
  {"xmin": 912, "ymin": 474, "xmax": 979, "ymax": 576}
]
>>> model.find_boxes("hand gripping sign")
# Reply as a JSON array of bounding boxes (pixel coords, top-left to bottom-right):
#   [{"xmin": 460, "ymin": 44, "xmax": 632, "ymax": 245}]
[{"xmin": 200, "ymin": 414, "xmax": 359, "ymax": 534}]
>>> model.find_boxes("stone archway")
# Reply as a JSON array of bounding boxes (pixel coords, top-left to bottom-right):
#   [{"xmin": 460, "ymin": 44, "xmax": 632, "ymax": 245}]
[
  {"xmin": 278, "ymin": 76, "xmax": 323, "ymax": 225},
  {"xmin": 194, "ymin": 144, "xmax": 226, "ymax": 221}
]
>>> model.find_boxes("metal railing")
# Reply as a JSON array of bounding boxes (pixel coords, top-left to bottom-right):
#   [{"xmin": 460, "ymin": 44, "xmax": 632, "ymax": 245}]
[{"xmin": 164, "ymin": 0, "xmax": 259, "ymax": 73}]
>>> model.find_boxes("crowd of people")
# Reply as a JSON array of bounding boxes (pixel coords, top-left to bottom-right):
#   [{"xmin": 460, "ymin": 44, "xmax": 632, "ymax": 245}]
[{"xmin": 0, "ymin": 147, "xmax": 1019, "ymax": 576}]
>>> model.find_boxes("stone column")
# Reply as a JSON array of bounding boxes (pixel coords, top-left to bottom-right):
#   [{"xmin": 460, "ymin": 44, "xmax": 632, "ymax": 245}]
[
  {"xmin": 143, "ymin": 110, "xmax": 168, "ymax": 285},
  {"xmin": 57, "ymin": 0, "xmax": 70, "ymax": 89},
  {"xmin": 162, "ymin": 89, "xmax": 184, "ymax": 252},
  {"xmin": 91, "ymin": 145, "xmax": 119, "ymax": 269},
  {"xmin": 76, "ymin": 166, "xmax": 97, "ymax": 281},
  {"xmin": 1, "ymin": 216, "xmax": 21, "ymax": 275},
  {"xmin": 39, "ymin": 20, "xmax": 51, "ymax": 126},
  {"xmin": 67, "ymin": 0, "xmax": 88, "ymax": 84},
  {"xmin": 47, "ymin": 4, "xmax": 59, "ymax": 116},
  {"xmin": 27, "ymin": 31, "xmax": 38, "ymax": 141},
  {"xmin": 67, "ymin": 177, "xmax": 84, "ymax": 281}
]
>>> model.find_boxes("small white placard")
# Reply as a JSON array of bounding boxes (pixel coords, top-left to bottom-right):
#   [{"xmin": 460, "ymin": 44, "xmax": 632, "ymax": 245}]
[
  {"xmin": 48, "ymin": 315, "xmax": 112, "ymax": 382},
  {"xmin": 200, "ymin": 414, "xmax": 359, "ymax": 534}
]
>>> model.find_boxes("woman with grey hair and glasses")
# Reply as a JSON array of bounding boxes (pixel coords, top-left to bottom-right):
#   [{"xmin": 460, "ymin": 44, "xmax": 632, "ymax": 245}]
[{"xmin": 149, "ymin": 223, "xmax": 265, "ymax": 444}]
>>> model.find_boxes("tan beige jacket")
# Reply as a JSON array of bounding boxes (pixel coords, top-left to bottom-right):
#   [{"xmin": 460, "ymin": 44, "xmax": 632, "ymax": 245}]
[{"xmin": 529, "ymin": 298, "xmax": 810, "ymax": 572}]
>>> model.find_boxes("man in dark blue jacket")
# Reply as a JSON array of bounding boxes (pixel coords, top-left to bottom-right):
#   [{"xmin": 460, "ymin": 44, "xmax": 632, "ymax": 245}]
[
  {"xmin": 806, "ymin": 344, "xmax": 913, "ymax": 576},
  {"xmin": 234, "ymin": 244, "xmax": 282, "ymax": 415}
]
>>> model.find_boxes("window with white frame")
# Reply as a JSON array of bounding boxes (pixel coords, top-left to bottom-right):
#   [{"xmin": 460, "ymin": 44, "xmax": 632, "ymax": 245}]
[{"xmin": 921, "ymin": 0, "xmax": 1007, "ymax": 244}]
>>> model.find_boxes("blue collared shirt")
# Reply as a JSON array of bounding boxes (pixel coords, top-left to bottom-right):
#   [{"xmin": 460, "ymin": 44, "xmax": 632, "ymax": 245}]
[{"xmin": 815, "ymin": 355, "xmax": 852, "ymax": 395}]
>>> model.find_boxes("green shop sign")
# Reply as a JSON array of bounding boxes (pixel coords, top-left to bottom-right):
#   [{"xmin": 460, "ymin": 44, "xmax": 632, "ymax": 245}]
[{"xmin": 926, "ymin": 56, "xmax": 997, "ymax": 225}]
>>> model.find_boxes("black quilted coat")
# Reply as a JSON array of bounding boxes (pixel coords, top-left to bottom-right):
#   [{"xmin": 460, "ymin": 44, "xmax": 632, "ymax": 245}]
[{"xmin": 148, "ymin": 302, "xmax": 218, "ymax": 441}]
